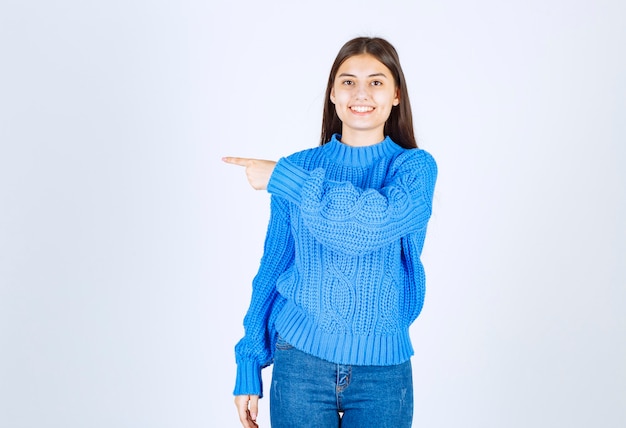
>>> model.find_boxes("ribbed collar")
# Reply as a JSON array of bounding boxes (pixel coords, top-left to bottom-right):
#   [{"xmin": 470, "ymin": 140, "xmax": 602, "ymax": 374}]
[{"xmin": 322, "ymin": 134, "xmax": 402, "ymax": 167}]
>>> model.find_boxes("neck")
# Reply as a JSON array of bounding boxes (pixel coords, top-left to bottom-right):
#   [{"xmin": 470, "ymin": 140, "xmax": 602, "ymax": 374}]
[{"xmin": 339, "ymin": 129, "xmax": 385, "ymax": 147}]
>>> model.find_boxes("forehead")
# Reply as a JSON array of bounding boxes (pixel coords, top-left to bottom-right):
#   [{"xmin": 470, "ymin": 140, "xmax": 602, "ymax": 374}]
[{"xmin": 336, "ymin": 53, "xmax": 392, "ymax": 76}]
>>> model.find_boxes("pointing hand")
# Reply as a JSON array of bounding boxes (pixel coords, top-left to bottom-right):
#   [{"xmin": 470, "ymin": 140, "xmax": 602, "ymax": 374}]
[{"xmin": 223, "ymin": 157, "xmax": 277, "ymax": 190}]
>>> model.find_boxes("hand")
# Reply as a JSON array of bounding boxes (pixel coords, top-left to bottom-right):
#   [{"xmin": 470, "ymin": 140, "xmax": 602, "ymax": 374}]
[
  {"xmin": 223, "ymin": 157, "xmax": 277, "ymax": 190},
  {"xmin": 234, "ymin": 394, "xmax": 260, "ymax": 428}
]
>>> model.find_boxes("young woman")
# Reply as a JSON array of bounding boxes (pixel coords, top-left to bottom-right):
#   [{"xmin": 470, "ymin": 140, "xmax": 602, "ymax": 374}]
[{"xmin": 223, "ymin": 36, "xmax": 437, "ymax": 428}]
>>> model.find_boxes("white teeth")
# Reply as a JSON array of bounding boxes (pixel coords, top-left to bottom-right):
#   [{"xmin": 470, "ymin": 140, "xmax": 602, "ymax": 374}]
[{"xmin": 351, "ymin": 106, "xmax": 373, "ymax": 113}]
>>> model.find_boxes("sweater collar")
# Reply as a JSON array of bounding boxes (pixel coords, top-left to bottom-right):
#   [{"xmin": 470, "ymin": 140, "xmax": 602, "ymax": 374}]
[{"xmin": 323, "ymin": 134, "xmax": 402, "ymax": 166}]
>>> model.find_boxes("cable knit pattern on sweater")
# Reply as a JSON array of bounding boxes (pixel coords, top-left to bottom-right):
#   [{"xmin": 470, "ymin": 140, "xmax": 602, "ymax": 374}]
[{"xmin": 233, "ymin": 134, "xmax": 437, "ymax": 397}]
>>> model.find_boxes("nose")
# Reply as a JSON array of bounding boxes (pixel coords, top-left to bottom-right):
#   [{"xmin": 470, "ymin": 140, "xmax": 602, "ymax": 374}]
[{"xmin": 354, "ymin": 82, "xmax": 369, "ymax": 100}]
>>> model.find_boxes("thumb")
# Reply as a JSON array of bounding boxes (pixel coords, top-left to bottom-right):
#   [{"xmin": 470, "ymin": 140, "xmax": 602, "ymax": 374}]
[{"xmin": 249, "ymin": 395, "xmax": 259, "ymax": 421}]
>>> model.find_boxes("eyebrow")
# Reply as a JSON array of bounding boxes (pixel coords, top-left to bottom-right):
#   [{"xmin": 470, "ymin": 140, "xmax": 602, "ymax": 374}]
[{"xmin": 338, "ymin": 72, "xmax": 388, "ymax": 78}]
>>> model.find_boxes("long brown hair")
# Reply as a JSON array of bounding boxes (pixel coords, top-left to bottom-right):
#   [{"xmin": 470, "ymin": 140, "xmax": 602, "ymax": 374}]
[{"xmin": 320, "ymin": 37, "xmax": 417, "ymax": 149}]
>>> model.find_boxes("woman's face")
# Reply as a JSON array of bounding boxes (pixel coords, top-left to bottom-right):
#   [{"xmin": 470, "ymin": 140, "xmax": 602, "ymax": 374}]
[{"xmin": 330, "ymin": 53, "xmax": 399, "ymax": 146}]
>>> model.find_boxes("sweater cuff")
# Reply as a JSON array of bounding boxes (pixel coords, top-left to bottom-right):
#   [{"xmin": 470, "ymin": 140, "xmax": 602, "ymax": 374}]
[
  {"xmin": 234, "ymin": 360, "xmax": 264, "ymax": 398},
  {"xmin": 268, "ymin": 157, "xmax": 310, "ymax": 205}
]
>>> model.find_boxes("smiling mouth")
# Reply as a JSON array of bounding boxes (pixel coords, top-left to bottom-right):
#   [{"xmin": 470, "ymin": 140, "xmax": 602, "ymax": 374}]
[{"xmin": 350, "ymin": 106, "xmax": 374, "ymax": 113}]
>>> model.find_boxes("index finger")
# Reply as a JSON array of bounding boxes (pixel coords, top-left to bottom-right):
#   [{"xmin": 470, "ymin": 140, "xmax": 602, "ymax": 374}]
[
  {"xmin": 234, "ymin": 395, "xmax": 257, "ymax": 428},
  {"xmin": 222, "ymin": 156, "xmax": 252, "ymax": 167}
]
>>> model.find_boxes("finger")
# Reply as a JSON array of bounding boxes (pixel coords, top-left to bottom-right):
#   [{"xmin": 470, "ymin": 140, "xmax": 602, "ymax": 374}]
[
  {"xmin": 249, "ymin": 395, "xmax": 259, "ymax": 422},
  {"xmin": 234, "ymin": 396, "xmax": 253, "ymax": 428},
  {"xmin": 222, "ymin": 156, "xmax": 252, "ymax": 167},
  {"xmin": 247, "ymin": 413, "xmax": 259, "ymax": 428}
]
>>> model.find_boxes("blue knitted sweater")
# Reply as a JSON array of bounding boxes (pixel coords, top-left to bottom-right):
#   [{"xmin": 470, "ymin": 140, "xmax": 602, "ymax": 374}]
[{"xmin": 234, "ymin": 134, "xmax": 437, "ymax": 397}]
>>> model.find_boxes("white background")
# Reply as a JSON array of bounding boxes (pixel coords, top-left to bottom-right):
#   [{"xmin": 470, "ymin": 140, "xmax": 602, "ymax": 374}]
[{"xmin": 1, "ymin": 1, "xmax": 625, "ymax": 427}]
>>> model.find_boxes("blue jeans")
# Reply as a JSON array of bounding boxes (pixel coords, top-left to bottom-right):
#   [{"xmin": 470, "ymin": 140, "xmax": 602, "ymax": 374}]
[{"xmin": 270, "ymin": 336, "xmax": 414, "ymax": 427}]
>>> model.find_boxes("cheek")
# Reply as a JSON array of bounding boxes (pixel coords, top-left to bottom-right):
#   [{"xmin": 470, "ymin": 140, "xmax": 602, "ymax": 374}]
[
  {"xmin": 379, "ymin": 91, "xmax": 398, "ymax": 108},
  {"xmin": 332, "ymin": 89, "xmax": 348, "ymax": 104}
]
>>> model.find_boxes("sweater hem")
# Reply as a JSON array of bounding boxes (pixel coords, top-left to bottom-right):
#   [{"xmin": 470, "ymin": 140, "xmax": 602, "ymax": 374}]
[{"xmin": 275, "ymin": 301, "xmax": 414, "ymax": 366}]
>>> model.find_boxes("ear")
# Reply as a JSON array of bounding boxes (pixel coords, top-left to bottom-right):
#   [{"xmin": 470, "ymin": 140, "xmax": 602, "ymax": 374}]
[
  {"xmin": 393, "ymin": 88, "xmax": 400, "ymax": 106},
  {"xmin": 330, "ymin": 87, "xmax": 336, "ymax": 104}
]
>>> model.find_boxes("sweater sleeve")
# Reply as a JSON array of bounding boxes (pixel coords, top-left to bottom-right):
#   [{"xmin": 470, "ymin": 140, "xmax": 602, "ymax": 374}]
[
  {"xmin": 267, "ymin": 149, "xmax": 437, "ymax": 255},
  {"xmin": 233, "ymin": 195, "xmax": 294, "ymax": 397}
]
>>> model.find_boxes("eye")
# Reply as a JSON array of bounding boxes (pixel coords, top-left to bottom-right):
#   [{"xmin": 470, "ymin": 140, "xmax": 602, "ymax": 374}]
[
  {"xmin": 371, "ymin": 80, "xmax": 383, "ymax": 86},
  {"xmin": 341, "ymin": 80, "xmax": 354, "ymax": 85}
]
